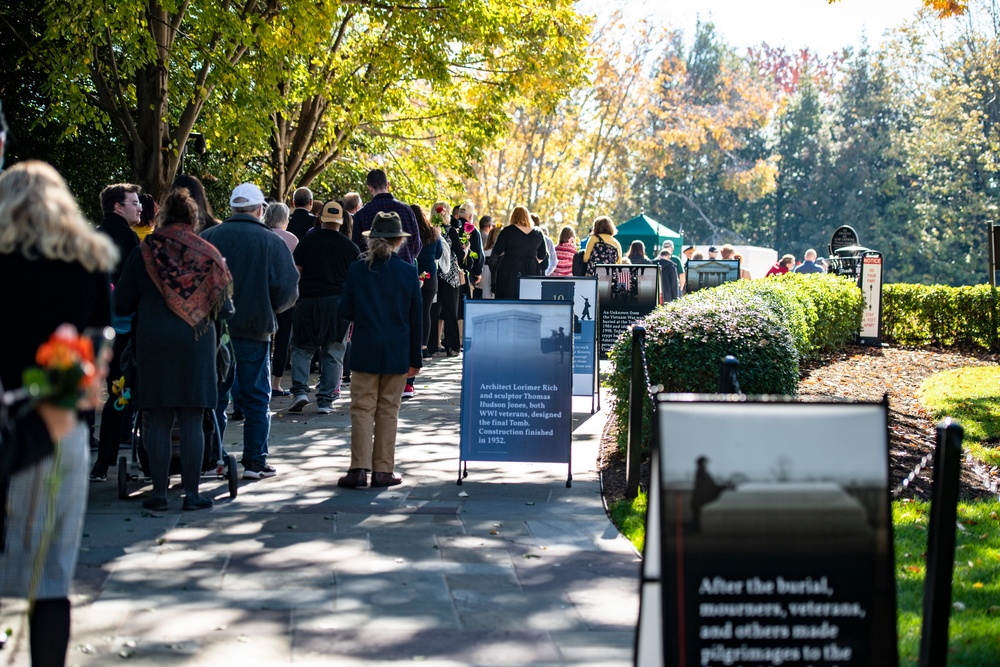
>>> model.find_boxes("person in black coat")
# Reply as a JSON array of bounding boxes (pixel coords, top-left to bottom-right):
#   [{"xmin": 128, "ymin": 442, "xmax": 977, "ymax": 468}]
[
  {"xmin": 90, "ymin": 182, "xmax": 142, "ymax": 481},
  {"xmin": 114, "ymin": 188, "xmax": 234, "ymax": 511},
  {"xmin": 337, "ymin": 211, "xmax": 422, "ymax": 489}
]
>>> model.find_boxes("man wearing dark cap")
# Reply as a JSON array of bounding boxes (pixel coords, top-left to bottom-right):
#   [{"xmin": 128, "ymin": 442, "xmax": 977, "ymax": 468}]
[
  {"xmin": 288, "ymin": 200, "xmax": 361, "ymax": 414},
  {"xmin": 351, "ymin": 168, "xmax": 421, "ymax": 263},
  {"xmin": 708, "ymin": 245, "xmax": 719, "ymax": 260}
]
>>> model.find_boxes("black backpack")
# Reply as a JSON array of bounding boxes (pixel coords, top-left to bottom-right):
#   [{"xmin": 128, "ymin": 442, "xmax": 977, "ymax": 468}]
[{"xmin": 571, "ymin": 249, "xmax": 586, "ymax": 276}]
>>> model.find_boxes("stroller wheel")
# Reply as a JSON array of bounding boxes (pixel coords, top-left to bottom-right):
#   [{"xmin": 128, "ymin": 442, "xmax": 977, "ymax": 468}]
[
  {"xmin": 117, "ymin": 455, "xmax": 128, "ymax": 500},
  {"xmin": 227, "ymin": 453, "xmax": 238, "ymax": 499}
]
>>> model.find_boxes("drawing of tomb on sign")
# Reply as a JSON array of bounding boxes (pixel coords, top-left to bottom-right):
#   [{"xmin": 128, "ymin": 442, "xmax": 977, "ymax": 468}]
[
  {"xmin": 518, "ymin": 276, "xmax": 598, "ymax": 397},
  {"xmin": 460, "ymin": 300, "xmax": 573, "ymax": 464}
]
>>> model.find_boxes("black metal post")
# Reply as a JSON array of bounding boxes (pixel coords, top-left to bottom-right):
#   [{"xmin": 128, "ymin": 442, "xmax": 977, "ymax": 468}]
[
  {"xmin": 918, "ymin": 419, "xmax": 964, "ymax": 667},
  {"xmin": 626, "ymin": 326, "xmax": 646, "ymax": 500},
  {"xmin": 719, "ymin": 355, "xmax": 740, "ymax": 393}
]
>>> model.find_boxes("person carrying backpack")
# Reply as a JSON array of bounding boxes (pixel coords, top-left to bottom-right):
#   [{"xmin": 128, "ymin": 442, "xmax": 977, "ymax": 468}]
[{"xmin": 583, "ymin": 216, "xmax": 622, "ymax": 276}]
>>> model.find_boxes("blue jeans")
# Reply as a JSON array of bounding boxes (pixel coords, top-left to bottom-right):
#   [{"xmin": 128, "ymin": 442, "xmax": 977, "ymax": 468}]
[{"xmin": 230, "ymin": 337, "xmax": 271, "ymax": 466}]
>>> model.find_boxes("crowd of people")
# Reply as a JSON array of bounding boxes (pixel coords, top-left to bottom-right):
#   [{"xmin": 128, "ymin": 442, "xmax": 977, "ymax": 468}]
[{"xmin": 0, "ymin": 82, "xmax": 838, "ymax": 662}]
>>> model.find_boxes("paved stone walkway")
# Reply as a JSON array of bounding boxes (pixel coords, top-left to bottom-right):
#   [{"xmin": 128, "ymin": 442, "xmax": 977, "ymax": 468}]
[{"xmin": 0, "ymin": 355, "xmax": 639, "ymax": 666}]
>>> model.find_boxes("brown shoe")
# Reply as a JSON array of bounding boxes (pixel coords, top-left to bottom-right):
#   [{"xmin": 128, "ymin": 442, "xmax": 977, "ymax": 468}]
[
  {"xmin": 370, "ymin": 471, "xmax": 402, "ymax": 487},
  {"xmin": 337, "ymin": 468, "xmax": 368, "ymax": 489}
]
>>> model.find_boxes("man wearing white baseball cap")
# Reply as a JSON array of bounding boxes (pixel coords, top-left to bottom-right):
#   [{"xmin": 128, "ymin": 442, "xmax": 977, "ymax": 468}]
[{"xmin": 202, "ymin": 183, "xmax": 299, "ymax": 479}]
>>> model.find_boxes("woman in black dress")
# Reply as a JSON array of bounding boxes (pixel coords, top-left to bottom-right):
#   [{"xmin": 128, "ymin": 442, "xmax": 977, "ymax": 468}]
[
  {"xmin": 492, "ymin": 205, "xmax": 548, "ymax": 300},
  {"xmin": 114, "ymin": 188, "xmax": 233, "ymax": 511}
]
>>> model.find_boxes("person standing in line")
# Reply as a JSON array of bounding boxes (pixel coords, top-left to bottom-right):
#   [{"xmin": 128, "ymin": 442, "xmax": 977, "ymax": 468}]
[
  {"xmin": 263, "ymin": 202, "xmax": 298, "ymax": 398},
  {"xmin": 201, "ymin": 183, "xmax": 298, "ymax": 480},
  {"xmin": 351, "ymin": 169, "xmax": 421, "ymax": 263},
  {"xmin": 113, "ymin": 187, "xmax": 233, "ymax": 511},
  {"xmin": 412, "ymin": 202, "xmax": 442, "ymax": 368},
  {"xmin": 474, "ymin": 215, "xmax": 494, "ymax": 298},
  {"xmin": 493, "ymin": 205, "xmax": 548, "ymax": 299},
  {"xmin": 430, "ymin": 200, "xmax": 463, "ymax": 356},
  {"xmin": 553, "ymin": 225, "xmax": 577, "ymax": 276},
  {"xmin": 287, "ymin": 201, "xmax": 360, "ymax": 414},
  {"xmin": 661, "ymin": 240, "xmax": 685, "ymax": 292},
  {"xmin": 656, "ymin": 249, "xmax": 681, "ymax": 302},
  {"xmin": 90, "ymin": 182, "xmax": 142, "ymax": 482},
  {"xmin": 626, "ymin": 240, "xmax": 653, "ymax": 264},
  {"xmin": 0, "ymin": 160, "xmax": 115, "ymax": 666},
  {"xmin": 794, "ymin": 248, "xmax": 825, "ymax": 274},
  {"xmin": 337, "ymin": 211, "xmax": 422, "ymax": 489},
  {"xmin": 286, "ymin": 187, "xmax": 317, "ymax": 241},
  {"xmin": 582, "ymin": 216, "xmax": 622, "ymax": 276},
  {"xmin": 132, "ymin": 193, "xmax": 157, "ymax": 241},
  {"xmin": 481, "ymin": 225, "xmax": 501, "ymax": 298},
  {"xmin": 530, "ymin": 213, "xmax": 559, "ymax": 276}
]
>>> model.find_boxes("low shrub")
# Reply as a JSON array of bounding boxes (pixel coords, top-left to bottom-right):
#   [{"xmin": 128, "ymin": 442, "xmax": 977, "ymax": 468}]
[
  {"xmin": 608, "ymin": 289, "xmax": 799, "ymax": 453},
  {"xmin": 883, "ymin": 283, "xmax": 999, "ymax": 350}
]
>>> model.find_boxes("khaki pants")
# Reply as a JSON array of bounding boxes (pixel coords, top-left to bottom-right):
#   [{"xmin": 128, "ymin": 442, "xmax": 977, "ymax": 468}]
[{"xmin": 349, "ymin": 371, "xmax": 407, "ymax": 473}]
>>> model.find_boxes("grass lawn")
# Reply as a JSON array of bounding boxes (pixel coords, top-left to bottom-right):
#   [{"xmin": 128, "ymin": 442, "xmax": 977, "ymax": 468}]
[
  {"xmin": 920, "ymin": 366, "xmax": 1000, "ymax": 468},
  {"xmin": 609, "ymin": 363, "xmax": 1000, "ymax": 665}
]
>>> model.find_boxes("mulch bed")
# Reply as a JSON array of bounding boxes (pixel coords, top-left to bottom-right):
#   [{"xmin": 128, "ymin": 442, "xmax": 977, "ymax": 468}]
[{"xmin": 599, "ymin": 345, "xmax": 1000, "ymax": 508}]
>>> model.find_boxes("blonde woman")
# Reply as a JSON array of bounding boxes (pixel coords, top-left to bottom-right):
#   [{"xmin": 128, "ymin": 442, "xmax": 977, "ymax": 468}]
[
  {"xmin": 0, "ymin": 161, "xmax": 116, "ymax": 665},
  {"xmin": 583, "ymin": 215, "xmax": 622, "ymax": 275},
  {"xmin": 492, "ymin": 204, "xmax": 548, "ymax": 299},
  {"xmin": 338, "ymin": 212, "xmax": 422, "ymax": 488}
]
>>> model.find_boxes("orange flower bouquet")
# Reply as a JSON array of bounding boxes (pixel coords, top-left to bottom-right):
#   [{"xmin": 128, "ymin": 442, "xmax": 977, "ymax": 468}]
[{"xmin": 20, "ymin": 324, "xmax": 101, "ymax": 410}]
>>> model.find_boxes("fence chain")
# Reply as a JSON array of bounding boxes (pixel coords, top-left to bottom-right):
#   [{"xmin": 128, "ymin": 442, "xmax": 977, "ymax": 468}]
[{"xmin": 891, "ymin": 451, "xmax": 935, "ymax": 499}]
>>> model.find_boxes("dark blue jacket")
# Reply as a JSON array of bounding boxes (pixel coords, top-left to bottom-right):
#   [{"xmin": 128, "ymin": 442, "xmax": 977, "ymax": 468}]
[
  {"xmin": 201, "ymin": 213, "xmax": 299, "ymax": 341},
  {"xmin": 340, "ymin": 255, "xmax": 422, "ymax": 374}
]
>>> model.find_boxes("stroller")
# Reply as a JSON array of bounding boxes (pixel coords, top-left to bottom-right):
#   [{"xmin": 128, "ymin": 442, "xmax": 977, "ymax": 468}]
[{"xmin": 117, "ymin": 408, "xmax": 238, "ymax": 501}]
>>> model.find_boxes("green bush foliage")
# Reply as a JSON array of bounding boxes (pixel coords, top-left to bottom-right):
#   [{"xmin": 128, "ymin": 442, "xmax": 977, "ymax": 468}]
[
  {"xmin": 606, "ymin": 274, "xmax": 864, "ymax": 455},
  {"xmin": 883, "ymin": 283, "xmax": 999, "ymax": 350},
  {"xmin": 608, "ymin": 290, "xmax": 800, "ymax": 453}
]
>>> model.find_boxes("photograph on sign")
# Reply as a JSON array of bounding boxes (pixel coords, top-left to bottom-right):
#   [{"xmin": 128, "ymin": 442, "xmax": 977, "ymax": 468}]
[
  {"xmin": 595, "ymin": 264, "xmax": 659, "ymax": 358},
  {"xmin": 518, "ymin": 277, "xmax": 598, "ymax": 396},
  {"xmin": 649, "ymin": 400, "xmax": 896, "ymax": 667},
  {"xmin": 684, "ymin": 259, "xmax": 740, "ymax": 294},
  {"xmin": 459, "ymin": 300, "xmax": 573, "ymax": 464}
]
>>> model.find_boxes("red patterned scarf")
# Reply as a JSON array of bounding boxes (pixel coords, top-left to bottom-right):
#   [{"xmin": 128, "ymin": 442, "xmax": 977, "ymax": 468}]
[{"xmin": 140, "ymin": 224, "xmax": 232, "ymax": 337}]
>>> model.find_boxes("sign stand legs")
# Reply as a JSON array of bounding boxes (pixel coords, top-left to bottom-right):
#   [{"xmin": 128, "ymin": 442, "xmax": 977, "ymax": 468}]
[{"xmin": 457, "ymin": 460, "xmax": 468, "ymax": 486}]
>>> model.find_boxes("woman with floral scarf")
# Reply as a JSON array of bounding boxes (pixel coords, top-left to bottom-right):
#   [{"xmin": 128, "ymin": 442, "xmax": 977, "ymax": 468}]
[{"xmin": 114, "ymin": 188, "xmax": 233, "ymax": 512}]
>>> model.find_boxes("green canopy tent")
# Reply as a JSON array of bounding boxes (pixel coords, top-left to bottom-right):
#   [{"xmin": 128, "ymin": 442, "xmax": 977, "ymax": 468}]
[{"xmin": 615, "ymin": 214, "xmax": 683, "ymax": 260}]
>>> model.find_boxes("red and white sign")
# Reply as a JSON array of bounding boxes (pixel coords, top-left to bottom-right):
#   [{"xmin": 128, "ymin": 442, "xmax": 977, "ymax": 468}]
[{"xmin": 860, "ymin": 255, "xmax": 882, "ymax": 341}]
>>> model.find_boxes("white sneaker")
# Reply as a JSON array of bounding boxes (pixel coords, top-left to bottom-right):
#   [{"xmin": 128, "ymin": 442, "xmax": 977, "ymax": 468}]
[
  {"xmin": 317, "ymin": 405, "xmax": 333, "ymax": 414},
  {"xmin": 288, "ymin": 395, "xmax": 309, "ymax": 413}
]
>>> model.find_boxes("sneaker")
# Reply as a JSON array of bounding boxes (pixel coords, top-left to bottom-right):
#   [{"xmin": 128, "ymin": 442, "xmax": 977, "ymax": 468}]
[
  {"xmin": 402, "ymin": 383, "xmax": 415, "ymax": 398},
  {"xmin": 316, "ymin": 405, "xmax": 334, "ymax": 415},
  {"xmin": 89, "ymin": 464, "xmax": 108, "ymax": 482},
  {"xmin": 288, "ymin": 395, "xmax": 309, "ymax": 413},
  {"xmin": 243, "ymin": 462, "xmax": 278, "ymax": 479}
]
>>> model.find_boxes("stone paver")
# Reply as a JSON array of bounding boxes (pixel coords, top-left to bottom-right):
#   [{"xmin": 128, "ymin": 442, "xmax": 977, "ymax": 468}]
[{"xmin": 0, "ymin": 355, "xmax": 639, "ymax": 666}]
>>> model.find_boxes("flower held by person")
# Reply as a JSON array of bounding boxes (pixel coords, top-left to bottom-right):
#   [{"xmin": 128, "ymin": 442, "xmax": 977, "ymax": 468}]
[{"xmin": 21, "ymin": 324, "xmax": 99, "ymax": 410}]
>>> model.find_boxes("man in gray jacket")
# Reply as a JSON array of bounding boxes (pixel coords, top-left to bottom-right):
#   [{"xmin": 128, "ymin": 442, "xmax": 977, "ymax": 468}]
[{"xmin": 202, "ymin": 183, "xmax": 299, "ymax": 479}]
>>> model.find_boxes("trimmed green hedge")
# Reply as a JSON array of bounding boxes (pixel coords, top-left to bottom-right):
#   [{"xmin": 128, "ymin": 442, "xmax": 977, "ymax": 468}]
[
  {"xmin": 607, "ymin": 274, "xmax": 863, "ymax": 455},
  {"xmin": 883, "ymin": 283, "xmax": 999, "ymax": 350}
]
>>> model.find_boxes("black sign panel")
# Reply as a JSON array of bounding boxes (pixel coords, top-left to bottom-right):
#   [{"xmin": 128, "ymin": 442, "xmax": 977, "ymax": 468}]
[{"xmin": 830, "ymin": 226, "xmax": 860, "ymax": 255}]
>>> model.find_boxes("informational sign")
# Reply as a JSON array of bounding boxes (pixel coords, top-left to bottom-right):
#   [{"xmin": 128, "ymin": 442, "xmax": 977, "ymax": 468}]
[
  {"xmin": 459, "ymin": 300, "xmax": 573, "ymax": 465},
  {"xmin": 858, "ymin": 252, "xmax": 883, "ymax": 346},
  {"xmin": 829, "ymin": 225, "xmax": 860, "ymax": 255},
  {"xmin": 595, "ymin": 264, "xmax": 659, "ymax": 358},
  {"xmin": 684, "ymin": 259, "xmax": 740, "ymax": 294},
  {"xmin": 518, "ymin": 277, "xmax": 598, "ymax": 397},
  {"xmin": 636, "ymin": 399, "xmax": 897, "ymax": 667}
]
